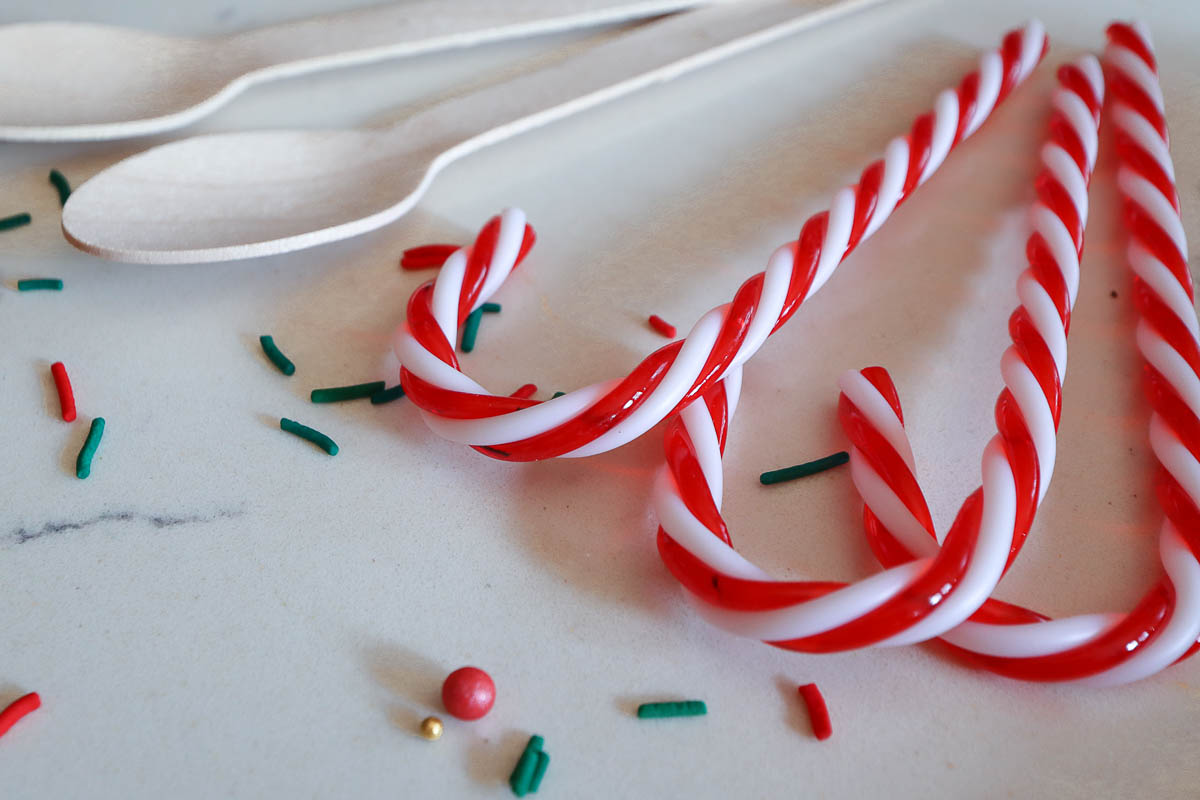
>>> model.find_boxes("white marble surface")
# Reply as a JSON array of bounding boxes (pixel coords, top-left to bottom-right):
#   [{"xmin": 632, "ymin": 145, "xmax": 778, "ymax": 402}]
[{"xmin": 3, "ymin": 0, "xmax": 1200, "ymax": 797}]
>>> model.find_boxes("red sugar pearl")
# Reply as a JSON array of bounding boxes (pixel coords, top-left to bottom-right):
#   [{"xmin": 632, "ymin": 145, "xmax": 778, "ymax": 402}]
[{"xmin": 442, "ymin": 666, "xmax": 495, "ymax": 720}]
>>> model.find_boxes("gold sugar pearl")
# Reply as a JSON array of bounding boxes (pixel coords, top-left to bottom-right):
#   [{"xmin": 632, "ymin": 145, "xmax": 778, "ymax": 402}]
[{"xmin": 420, "ymin": 716, "xmax": 444, "ymax": 741}]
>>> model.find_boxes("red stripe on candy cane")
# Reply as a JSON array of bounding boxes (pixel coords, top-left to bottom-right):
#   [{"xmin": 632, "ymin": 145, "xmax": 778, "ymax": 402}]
[
  {"xmin": 394, "ymin": 22, "xmax": 1049, "ymax": 463},
  {"xmin": 652, "ymin": 55, "xmax": 1105, "ymax": 656}
]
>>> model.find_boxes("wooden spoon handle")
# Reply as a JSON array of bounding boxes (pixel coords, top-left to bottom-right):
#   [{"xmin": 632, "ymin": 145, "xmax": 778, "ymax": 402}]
[
  {"xmin": 222, "ymin": 0, "xmax": 726, "ymax": 82},
  {"xmin": 390, "ymin": 0, "xmax": 880, "ymax": 163}
]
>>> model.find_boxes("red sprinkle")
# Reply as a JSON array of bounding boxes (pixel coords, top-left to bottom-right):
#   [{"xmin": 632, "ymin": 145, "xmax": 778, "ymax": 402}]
[
  {"xmin": 797, "ymin": 683, "xmax": 831, "ymax": 740},
  {"xmin": 400, "ymin": 244, "xmax": 459, "ymax": 271},
  {"xmin": 50, "ymin": 361, "xmax": 76, "ymax": 422},
  {"xmin": 511, "ymin": 383, "xmax": 538, "ymax": 400},
  {"xmin": 648, "ymin": 314, "xmax": 677, "ymax": 338},
  {"xmin": 0, "ymin": 692, "xmax": 40, "ymax": 740}
]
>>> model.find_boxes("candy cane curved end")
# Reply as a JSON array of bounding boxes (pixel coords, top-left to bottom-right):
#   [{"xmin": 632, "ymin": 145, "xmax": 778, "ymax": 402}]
[
  {"xmin": 880, "ymin": 29, "xmax": 1200, "ymax": 684},
  {"xmin": 652, "ymin": 54, "xmax": 1109, "ymax": 655}
]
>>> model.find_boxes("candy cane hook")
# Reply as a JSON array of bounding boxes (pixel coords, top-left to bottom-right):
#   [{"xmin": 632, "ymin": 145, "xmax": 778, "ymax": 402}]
[
  {"xmin": 652, "ymin": 53, "xmax": 1104, "ymax": 653},
  {"xmin": 394, "ymin": 22, "xmax": 1048, "ymax": 462}
]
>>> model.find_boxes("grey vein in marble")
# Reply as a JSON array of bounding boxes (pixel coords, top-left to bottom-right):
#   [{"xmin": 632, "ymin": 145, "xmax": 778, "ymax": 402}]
[{"xmin": 10, "ymin": 508, "xmax": 243, "ymax": 546}]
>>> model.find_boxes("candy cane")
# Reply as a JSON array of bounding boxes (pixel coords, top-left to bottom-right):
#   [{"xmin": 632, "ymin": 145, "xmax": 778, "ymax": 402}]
[
  {"xmin": 651, "ymin": 54, "xmax": 1103, "ymax": 653},
  {"xmin": 394, "ymin": 22, "xmax": 1047, "ymax": 461},
  {"xmin": 927, "ymin": 21, "xmax": 1200, "ymax": 685}
]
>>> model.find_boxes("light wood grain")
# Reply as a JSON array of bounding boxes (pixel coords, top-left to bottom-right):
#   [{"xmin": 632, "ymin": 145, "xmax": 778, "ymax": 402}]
[
  {"xmin": 61, "ymin": 0, "xmax": 883, "ymax": 263},
  {"xmin": 0, "ymin": 0, "xmax": 731, "ymax": 141}
]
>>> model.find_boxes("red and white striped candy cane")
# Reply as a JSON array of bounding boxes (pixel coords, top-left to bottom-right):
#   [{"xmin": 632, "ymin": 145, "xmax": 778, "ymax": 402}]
[
  {"xmin": 651, "ymin": 55, "xmax": 1104, "ymax": 652},
  {"xmin": 928, "ymin": 22, "xmax": 1200, "ymax": 685},
  {"xmin": 394, "ymin": 22, "xmax": 1048, "ymax": 461}
]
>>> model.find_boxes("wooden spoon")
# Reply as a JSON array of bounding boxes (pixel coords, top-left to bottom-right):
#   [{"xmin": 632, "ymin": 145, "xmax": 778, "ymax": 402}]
[
  {"xmin": 62, "ymin": 0, "xmax": 882, "ymax": 264},
  {"xmin": 0, "ymin": 0, "xmax": 726, "ymax": 141}
]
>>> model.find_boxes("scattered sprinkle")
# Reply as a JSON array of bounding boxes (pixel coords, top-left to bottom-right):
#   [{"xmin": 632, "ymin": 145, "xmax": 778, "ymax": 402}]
[
  {"xmin": 636, "ymin": 700, "xmax": 707, "ymax": 719},
  {"xmin": 280, "ymin": 417, "xmax": 338, "ymax": 455},
  {"xmin": 511, "ymin": 383, "xmax": 538, "ymax": 400},
  {"xmin": 17, "ymin": 278, "xmax": 63, "ymax": 291},
  {"xmin": 509, "ymin": 735, "xmax": 546, "ymax": 797},
  {"xmin": 50, "ymin": 362, "xmax": 76, "ymax": 422},
  {"xmin": 760, "ymin": 451, "xmax": 849, "ymax": 485},
  {"xmin": 310, "ymin": 381, "xmax": 385, "ymax": 403},
  {"xmin": 1110, "ymin": 290, "xmax": 1118, "ymax": 298},
  {"xmin": 0, "ymin": 212, "xmax": 31, "ymax": 232},
  {"xmin": 370, "ymin": 384, "xmax": 405, "ymax": 405},
  {"xmin": 76, "ymin": 417, "xmax": 105, "ymax": 479},
  {"xmin": 461, "ymin": 307, "xmax": 484, "ymax": 353},
  {"xmin": 0, "ymin": 692, "xmax": 40, "ymax": 739},
  {"xmin": 258, "ymin": 335, "xmax": 295, "ymax": 376},
  {"xmin": 797, "ymin": 683, "xmax": 832, "ymax": 741},
  {"xmin": 529, "ymin": 751, "xmax": 550, "ymax": 793},
  {"xmin": 482, "ymin": 302, "xmax": 502, "ymax": 313},
  {"xmin": 400, "ymin": 243, "xmax": 458, "ymax": 270},
  {"xmin": 419, "ymin": 716, "xmax": 443, "ymax": 741},
  {"xmin": 48, "ymin": 169, "xmax": 72, "ymax": 206},
  {"xmin": 551, "ymin": 391, "xmax": 565, "ymax": 399},
  {"xmin": 648, "ymin": 314, "xmax": 677, "ymax": 338}
]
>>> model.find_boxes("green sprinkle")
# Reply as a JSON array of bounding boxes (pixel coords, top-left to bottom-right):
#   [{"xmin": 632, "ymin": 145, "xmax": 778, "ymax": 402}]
[
  {"xmin": 17, "ymin": 278, "xmax": 63, "ymax": 291},
  {"xmin": 481, "ymin": 302, "xmax": 502, "ymax": 313},
  {"xmin": 759, "ymin": 451, "xmax": 850, "ymax": 485},
  {"xmin": 310, "ymin": 381, "xmax": 384, "ymax": 403},
  {"xmin": 510, "ymin": 753, "xmax": 536, "ymax": 796},
  {"xmin": 76, "ymin": 417, "xmax": 105, "ymax": 479},
  {"xmin": 49, "ymin": 169, "xmax": 71, "ymax": 206},
  {"xmin": 551, "ymin": 391, "xmax": 565, "ymax": 399},
  {"xmin": 529, "ymin": 751, "xmax": 550, "ymax": 793},
  {"xmin": 636, "ymin": 700, "xmax": 707, "ymax": 719},
  {"xmin": 258, "ymin": 335, "xmax": 295, "ymax": 376},
  {"xmin": 369, "ymin": 384, "xmax": 405, "ymax": 405},
  {"xmin": 461, "ymin": 307, "xmax": 484, "ymax": 353},
  {"xmin": 280, "ymin": 417, "xmax": 338, "ymax": 455},
  {"xmin": 508, "ymin": 735, "xmax": 544, "ymax": 797},
  {"xmin": 0, "ymin": 212, "xmax": 31, "ymax": 231}
]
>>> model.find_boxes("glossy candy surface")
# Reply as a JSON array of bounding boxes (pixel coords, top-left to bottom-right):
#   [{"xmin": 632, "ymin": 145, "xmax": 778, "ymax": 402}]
[
  {"xmin": 395, "ymin": 22, "xmax": 1048, "ymax": 462},
  {"xmin": 441, "ymin": 666, "xmax": 495, "ymax": 720},
  {"xmin": 651, "ymin": 54, "xmax": 1106, "ymax": 655}
]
